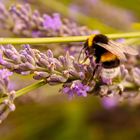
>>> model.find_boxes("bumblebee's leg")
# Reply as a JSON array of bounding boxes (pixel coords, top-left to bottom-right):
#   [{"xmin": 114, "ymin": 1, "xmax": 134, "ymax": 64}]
[
  {"xmin": 93, "ymin": 64, "xmax": 99, "ymax": 77},
  {"xmin": 88, "ymin": 64, "xmax": 99, "ymax": 82},
  {"xmin": 87, "ymin": 57, "xmax": 101, "ymax": 83}
]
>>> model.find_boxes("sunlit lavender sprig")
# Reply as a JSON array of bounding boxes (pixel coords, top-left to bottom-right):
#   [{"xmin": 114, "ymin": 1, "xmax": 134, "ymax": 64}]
[
  {"xmin": 0, "ymin": 3, "xmax": 94, "ymax": 37},
  {"xmin": 0, "ymin": 44, "xmax": 139, "ymax": 100},
  {"xmin": 0, "ymin": 69, "xmax": 15, "ymax": 123},
  {"xmin": 0, "ymin": 3, "xmax": 98, "ymax": 56}
]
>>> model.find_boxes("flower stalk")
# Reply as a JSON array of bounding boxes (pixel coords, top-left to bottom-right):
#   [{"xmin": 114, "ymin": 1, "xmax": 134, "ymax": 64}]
[{"xmin": 1, "ymin": 32, "xmax": 140, "ymax": 45}]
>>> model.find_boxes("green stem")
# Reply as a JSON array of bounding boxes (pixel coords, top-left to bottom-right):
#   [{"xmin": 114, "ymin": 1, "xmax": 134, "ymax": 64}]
[
  {"xmin": 0, "ymin": 80, "xmax": 46, "ymax": 103},
  {"xmin": 1, "ymin": 32, "xmax": 140, "ymax": 45}
]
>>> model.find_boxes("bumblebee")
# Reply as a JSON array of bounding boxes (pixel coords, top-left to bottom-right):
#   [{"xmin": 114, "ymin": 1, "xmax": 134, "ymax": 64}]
[{"xmin": 79, "ymin": 34, "xmax": 138, "ymax": 80}]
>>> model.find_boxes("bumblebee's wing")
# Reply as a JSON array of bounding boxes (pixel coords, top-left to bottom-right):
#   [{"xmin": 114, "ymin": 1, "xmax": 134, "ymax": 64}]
[
  {"xmin": 109, "ymin": 40, "xmax": 138, "ymax": 56},
  {"xmin": 96, "ymin": 42, "xmax": 127, "ymax": 61}
]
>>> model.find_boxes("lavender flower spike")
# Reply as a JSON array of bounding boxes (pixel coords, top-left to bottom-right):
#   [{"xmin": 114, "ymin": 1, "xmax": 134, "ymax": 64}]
[
  {"xmin": 0, "ymin": 3, "xmax": 93, "ymax": 38},
  {"xmin": 0, "ymin": 69, "xmax": 16, "ymax": 123},
  {"xmin": 0, "ymin": 44, "xmax": 139, "ymax": 101}
]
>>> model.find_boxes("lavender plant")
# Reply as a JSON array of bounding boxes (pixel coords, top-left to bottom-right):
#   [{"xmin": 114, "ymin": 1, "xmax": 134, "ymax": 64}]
[
  {"xmin": 0, "ymin": 3, "xmax": 93, "ymax": 37},
  {"xmin": 0, "ymin": 3, "xmax": 140, "ymax": 123},
  {"xmin": 0, "ymin": 44, "xmax": 139, "ymax": 99},
  {"xmin": 0, "ymin": 3, "xmax": 98, "ymax": 56}
]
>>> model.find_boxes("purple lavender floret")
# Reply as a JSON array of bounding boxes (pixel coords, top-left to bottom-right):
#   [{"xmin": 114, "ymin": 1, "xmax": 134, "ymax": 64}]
[
  {"xmin": 43, "ymin": 13, "xmax": 62, "ymax": 31},
  {"xmin": 62, "ymin": 80, "xmax": 90, "ymax": 99}
]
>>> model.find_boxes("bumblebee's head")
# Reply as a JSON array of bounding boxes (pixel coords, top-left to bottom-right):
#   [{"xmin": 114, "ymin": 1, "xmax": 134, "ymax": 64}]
[
  {"xmin": 93, "ymin": 34, "xmax": 109, "ymax": 44},
  {"xmin": 87, "ymin": 34, "xmax": 109, "ymax": 48}
]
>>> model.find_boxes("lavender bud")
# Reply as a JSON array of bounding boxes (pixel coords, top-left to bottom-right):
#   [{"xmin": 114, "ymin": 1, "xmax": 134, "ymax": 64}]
[
  {"xmin": 58, "ymin": 52, "xmax": 72, "ymax": 69},
  {"xmin": 53, "ymin": 59, "xmax": 63, "ymax": 71},
  {"xmin": 20, "ymin": 53, "xmax": 28, "ymax": 62},
  {"xmin": 4, "ymin": 62, "xmax": 15, "ymax": 70},
  {"xmin": 47, "ymin": 74, "xmax": 67, "ymax": 84},
  {"xmin": 58, "ymin": 56, "xmax": 66, "ymax": 68},
  {"xmin": 46, "ymin": 50, "xmax": 54, "ymax": 58},
  {"xmin": 19, "ymin": 62, "xmax": 35, "ymax": 70},
  {"xmin": 25, "ymin": 54, "xmax": 36, "ymax": 65},
  {"xmin": 69, "ymin": 69, "xmax": 81, "ymax": 78},
  {"xmin": 4, "ymin": 49, "xmax": 21, "ymax": 63},
  {"xmin": 33, "ymin": 71, "xmax": 50, "ymax": 80},
  {"xmin": 39, "ymin": 52, "xmax": 49, "ymax": 60},
  {"xmin": 38, "ymin": 57, "xmax": 49, "ymax": 68},
  {"xmin": 48, "ymin": 62, "xmax": 56, "ymax": 72}
]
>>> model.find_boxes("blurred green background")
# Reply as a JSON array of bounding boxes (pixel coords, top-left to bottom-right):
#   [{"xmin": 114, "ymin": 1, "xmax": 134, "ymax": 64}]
[{"xmin": 1, "ymin": 0, "xmax": 140, "ymax": 140}]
